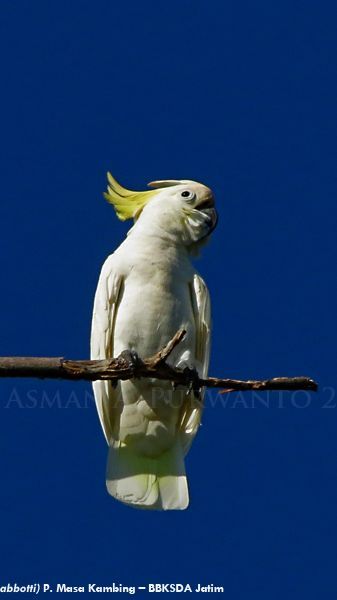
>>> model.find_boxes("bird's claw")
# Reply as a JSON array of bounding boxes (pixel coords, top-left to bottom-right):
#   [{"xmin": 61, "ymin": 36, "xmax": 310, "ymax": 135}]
[
  {"xmin": 183, "ymin": 366, "xmax": 201, "ymax": 399},
  {"xmin": 117, "ymin": 349, "xmax": 141, "ymax": 375}
]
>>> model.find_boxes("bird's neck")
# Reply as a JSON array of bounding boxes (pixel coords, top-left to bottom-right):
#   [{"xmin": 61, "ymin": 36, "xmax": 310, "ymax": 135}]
[
  {"xmin": 127, "ymin": 219, "xmax": 188, "ymax": 252},
  {"xmin": 121, "ymin": 226, "xmax": 192, "ymax": 267}
]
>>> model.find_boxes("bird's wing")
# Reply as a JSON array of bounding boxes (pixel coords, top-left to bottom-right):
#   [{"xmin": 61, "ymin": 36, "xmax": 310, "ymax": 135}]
[
  {"xmin": 179, "ymin": 274, "xmax": 211, "ymax": 454},
  {"xmin": 90, "ymin": 255, "xmax": 123, "ymax": 443}
]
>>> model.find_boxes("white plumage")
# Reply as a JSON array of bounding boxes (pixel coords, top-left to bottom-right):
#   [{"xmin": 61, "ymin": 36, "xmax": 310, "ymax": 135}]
[{"xmin": 91, "ymin": 175, "xmax": 217, "ymax": 510}]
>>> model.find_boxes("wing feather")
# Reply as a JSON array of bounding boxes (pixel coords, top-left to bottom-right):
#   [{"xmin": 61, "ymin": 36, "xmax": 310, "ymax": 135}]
[
  {"xmin": 90, "ymin": 256, "xmax": 123, "ymax": 443},
  {"xmin": 179, "ymin": 274, "xmax": 211, "ymax": 453}
]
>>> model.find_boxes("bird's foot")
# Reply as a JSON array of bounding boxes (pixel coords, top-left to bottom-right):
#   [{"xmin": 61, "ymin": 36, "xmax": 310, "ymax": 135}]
[
  {"xmin": 116, "ymin": 349, "xmax": 141, "ymax": 376},
  {"xmin": 183, "ymin": 366, "xmax": 201, "ymax": 399}
]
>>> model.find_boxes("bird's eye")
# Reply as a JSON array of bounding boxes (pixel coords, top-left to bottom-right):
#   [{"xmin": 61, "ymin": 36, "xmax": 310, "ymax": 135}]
[{"xmin": 181, "ymin": 190, "xmax": 192, "ymax": 198}]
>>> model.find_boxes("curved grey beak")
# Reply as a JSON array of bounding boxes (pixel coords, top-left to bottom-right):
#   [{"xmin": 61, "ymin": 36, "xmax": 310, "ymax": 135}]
[{"xmin": 202, "ymin": 207, "xmax": 218, "ymax": 232}]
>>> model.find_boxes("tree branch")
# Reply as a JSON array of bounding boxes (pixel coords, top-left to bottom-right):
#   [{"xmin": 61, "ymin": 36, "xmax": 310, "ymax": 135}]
[{"xmin": 0, "ymin": 329, "xmax": 318, "ymax": 393}]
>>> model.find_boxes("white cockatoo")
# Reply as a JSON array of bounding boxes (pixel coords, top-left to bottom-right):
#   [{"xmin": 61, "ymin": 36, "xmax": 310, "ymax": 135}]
[{"xmin": 91, "ymin": 174, "xmax": 217, "ymax": 510}]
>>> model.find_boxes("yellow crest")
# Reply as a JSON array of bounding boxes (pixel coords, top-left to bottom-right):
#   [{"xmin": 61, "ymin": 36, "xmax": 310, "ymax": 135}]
[{"xmin": 104, "ymin": 173, "xmax": 157, "ymax": 221}]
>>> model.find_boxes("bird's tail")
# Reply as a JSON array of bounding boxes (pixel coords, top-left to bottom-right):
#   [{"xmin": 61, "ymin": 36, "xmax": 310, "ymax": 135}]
[{"xmin": 106, "ymin": 440, "xmax": 189, "ymax": 510}]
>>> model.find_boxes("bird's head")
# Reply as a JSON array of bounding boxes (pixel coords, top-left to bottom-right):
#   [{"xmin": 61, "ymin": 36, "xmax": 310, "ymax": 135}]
[{"xmin": 104, "ymin": 174, "xmax": 218, "ymax": 249}]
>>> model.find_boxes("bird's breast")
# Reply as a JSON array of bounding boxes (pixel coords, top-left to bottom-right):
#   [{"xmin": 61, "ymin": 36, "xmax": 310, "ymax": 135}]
[
  {"xmin": 113, "ymin": 264, "xmax": 196, "ymax": 360},
  {"xmin": 111, "ymin": 254, "xmax": 197, "ymax": 457}
]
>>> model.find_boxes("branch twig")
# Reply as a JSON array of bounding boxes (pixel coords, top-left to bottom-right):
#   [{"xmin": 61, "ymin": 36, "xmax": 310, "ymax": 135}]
[{"xmin": 0, "ymin": 329, "xmax": 318, "ymax": 393}]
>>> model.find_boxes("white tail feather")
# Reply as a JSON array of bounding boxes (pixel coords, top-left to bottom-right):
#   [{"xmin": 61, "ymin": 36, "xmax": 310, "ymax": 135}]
[{"xmin": 106, "ymin": 441, "xmax": 189, "ymax": 510}]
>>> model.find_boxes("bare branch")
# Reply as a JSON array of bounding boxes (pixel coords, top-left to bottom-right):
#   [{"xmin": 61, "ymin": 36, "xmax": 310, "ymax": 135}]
[{"xmin": 0, "ymin": 329, "xmax": 318, "ymax": 393}]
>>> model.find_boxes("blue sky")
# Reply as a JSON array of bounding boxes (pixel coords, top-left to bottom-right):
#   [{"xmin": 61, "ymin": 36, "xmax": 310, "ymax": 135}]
[{"xmin": 0, "ymin": 1, "xmax": 336, "ymax": 598}]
